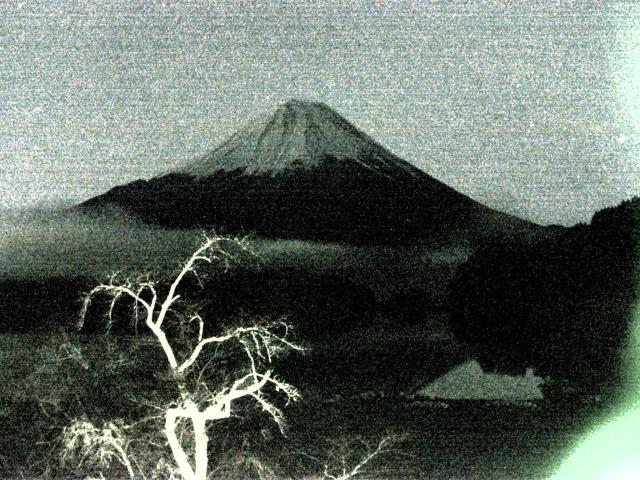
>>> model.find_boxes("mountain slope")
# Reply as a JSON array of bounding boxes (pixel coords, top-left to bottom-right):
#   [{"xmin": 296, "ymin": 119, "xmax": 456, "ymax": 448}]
[
  {"xmin": 80, "ymin": 99, "xmax": 542, "ymax": 244},
  {"xmin": 178, "ymin": 99, "xmax": 424, "ymax": 180}
]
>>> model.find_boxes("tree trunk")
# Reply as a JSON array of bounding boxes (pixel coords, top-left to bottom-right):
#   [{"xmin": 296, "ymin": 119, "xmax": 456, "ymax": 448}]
[
  {"xmin": 193, "ymin": 415, "xmax": 209, "ymax": 480},
  {"xmin": 165, "ymin": 408, "xmax": 196, "ymax": 480}
]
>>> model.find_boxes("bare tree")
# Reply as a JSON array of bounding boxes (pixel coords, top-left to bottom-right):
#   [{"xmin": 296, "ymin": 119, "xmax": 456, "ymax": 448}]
[
  {"xmin": 63, "ymin": 234, "xmax": 302, "ymax": 480},
  {"xmin": 321, "ymin": 436, "xmax": 400, "ymax": 480},
  {"xmin": 289, "ymin": 435, "xmax": 403, "ymax": 480}
]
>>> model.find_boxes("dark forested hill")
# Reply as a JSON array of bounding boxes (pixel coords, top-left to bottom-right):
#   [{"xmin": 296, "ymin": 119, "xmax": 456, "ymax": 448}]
[{"xmin": 449, "ymin": 197, "xmax": 640, "ymax": 395}]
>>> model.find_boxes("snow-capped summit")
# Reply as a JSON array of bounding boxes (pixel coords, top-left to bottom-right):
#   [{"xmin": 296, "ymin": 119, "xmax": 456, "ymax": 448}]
[{"xmin": 178, "ymin": 99, "xmax": 422, "ymax": 179}]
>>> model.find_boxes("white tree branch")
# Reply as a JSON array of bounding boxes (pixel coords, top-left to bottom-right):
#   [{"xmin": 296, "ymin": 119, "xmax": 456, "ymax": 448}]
[
  {"xmin": 155, "ymin": 235, "xmax": 221, "ymax": 329},
  {"xmin": 72, "ymin": 234, "xmax": 302, "ymax": 480},
  {"xmin": 165, "ymin": 408, "xmax": 197, "ymax": 480},
  {"xmin": 323, "ymin": 436, "xmax": 400, "ymax": 480}
]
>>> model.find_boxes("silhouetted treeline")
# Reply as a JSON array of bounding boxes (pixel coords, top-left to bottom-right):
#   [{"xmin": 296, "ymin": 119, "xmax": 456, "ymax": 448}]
[
  {"xmin": 0, "ymin": 277, "xmax": 92, "ymax": 332},
  {"xmin": 5, "ymin": 267, "xmax": 378, "ymax": 338},
  {"xmin": 1, "ymin": 264, "xmax": 453, "ymax": 348},
  {"xmin": 449, "ymin": 197, "xmax": 640, "ymax": 394},
  {"xmin": 195, "ymin": 268, "xmax": 379, "ymax": 338}
]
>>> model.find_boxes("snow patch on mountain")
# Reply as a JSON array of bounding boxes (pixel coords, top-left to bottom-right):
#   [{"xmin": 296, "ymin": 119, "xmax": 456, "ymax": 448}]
[
  {"xmin": 178, "ymin": 99, "xmax": 424, "ymax": 179},
  {"xmin": 418, "ymin": 360, "xmax": 545, "ymax": 401}
]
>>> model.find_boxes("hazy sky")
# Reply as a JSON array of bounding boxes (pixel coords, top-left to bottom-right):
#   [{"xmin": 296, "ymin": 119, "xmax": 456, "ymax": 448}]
[{"xmin": 1, "ymin": 0, "xmax": 639, "ymax": 225}]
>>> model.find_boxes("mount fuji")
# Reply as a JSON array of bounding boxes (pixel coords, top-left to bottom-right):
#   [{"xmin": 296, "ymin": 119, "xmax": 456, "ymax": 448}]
[
  {"xmin": 178, "ymin": 99, "xmax": 426, "ymax": 179},
  {"xmin": 79, "ymin": 99, "xmax": 541, "ymax": 244}
]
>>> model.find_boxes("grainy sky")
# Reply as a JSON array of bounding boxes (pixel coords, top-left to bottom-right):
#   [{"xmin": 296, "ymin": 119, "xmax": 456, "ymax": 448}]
[{"xmin": 1, "ymin": 0, "xmax": 639, "ymax": 225}]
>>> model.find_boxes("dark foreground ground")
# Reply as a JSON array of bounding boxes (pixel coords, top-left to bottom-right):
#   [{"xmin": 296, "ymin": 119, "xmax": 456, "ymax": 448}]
[
  {"xmin": 3, "ymin": 392, "xmax": 611, "ymax": 479},
  {"xmin": 0, "ymin": 335, "xmax": 611, "ymax": 479},
  {"xmin": 269, "ymin": 396, "xmax": 614, "ymax": 480}
]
